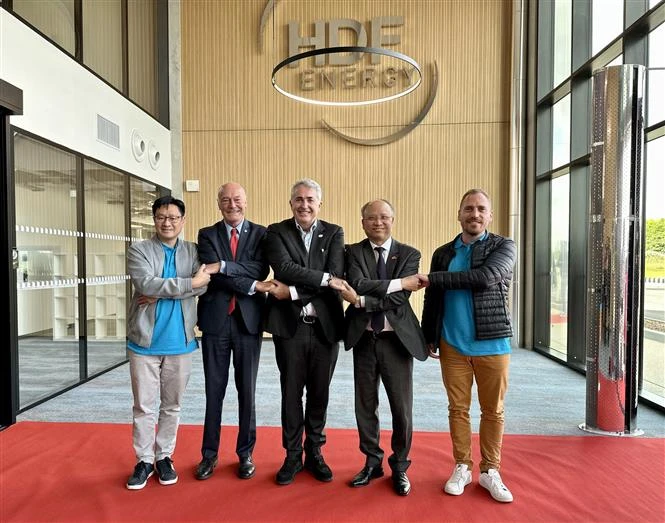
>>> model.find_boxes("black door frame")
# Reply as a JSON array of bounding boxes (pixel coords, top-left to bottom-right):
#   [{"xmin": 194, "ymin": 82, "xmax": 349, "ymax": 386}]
[{"xmin": 0, "ymin": 79, "xmax": 22, "ymax": 429}]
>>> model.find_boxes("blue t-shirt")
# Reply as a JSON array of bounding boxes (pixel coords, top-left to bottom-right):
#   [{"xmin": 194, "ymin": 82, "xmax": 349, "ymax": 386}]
[
  {"xmin": 128, "ymin": 242, "xmax": 198, "ymax": 356},
  {"xmin": 442, "ymin": 233, "xmax": 511, "ymax": 357}
]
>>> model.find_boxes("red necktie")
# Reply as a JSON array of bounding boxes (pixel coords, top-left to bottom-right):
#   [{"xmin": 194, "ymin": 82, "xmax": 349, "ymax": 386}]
[{"xmin": 228, "ymin": 227, "xmax": 238, "ymax": 314}]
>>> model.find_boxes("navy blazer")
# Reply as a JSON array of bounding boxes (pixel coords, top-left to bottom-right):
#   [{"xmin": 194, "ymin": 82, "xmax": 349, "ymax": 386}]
[
  {"xmin": 263, "ymin": 218, "xmax": 345, "ymax": 343},
  {"xmin": 343, "ymin": 238, "xmax": 428, "ymax": 361},
  {"xmin": 197, "ymin": 219, "xmax": 269, "ymax": 335}
]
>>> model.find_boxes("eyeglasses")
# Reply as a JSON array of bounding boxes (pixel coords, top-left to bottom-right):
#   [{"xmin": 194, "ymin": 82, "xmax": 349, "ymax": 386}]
[{"xmin": 154, "ymin": 215, "xmax": 183, "ymax": 224}]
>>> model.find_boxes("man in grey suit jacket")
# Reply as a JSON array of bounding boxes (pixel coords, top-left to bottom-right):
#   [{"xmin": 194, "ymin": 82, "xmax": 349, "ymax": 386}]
[
  {"xmin": 263, "ymin": 179, "xmax": 345, "ymax": 486},
  {"xmin": 331, "ymin": 199, "xmax": 427, "ymax": 497},
  {"xmin": 195, "ymin": 182, "xmax": 272, "ymax": 481}
]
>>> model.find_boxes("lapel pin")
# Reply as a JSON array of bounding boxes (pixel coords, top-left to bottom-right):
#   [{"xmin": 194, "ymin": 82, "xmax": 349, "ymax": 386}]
[
  {"xmin": 391, "ymin": 256, "xmax": 398, "ymax": 260},
  {"xmin": 318, "ymin": 234, "xmax": 323, "ymax": 238}
]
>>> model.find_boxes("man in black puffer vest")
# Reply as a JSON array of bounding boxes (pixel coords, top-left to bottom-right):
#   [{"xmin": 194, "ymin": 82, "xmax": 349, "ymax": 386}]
[{"xmin": 419, "ymin": 188, "xmax": 516, "ymax": 504}]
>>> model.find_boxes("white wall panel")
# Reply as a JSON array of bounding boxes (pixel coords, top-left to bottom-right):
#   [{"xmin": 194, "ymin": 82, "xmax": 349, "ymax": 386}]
[{"xmin": 0, "ymin": 10, "xmax": 172, "ymax": 188}]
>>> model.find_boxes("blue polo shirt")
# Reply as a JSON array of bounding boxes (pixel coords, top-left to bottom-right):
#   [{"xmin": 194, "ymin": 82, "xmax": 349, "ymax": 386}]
[{"xmin": 442, "ymin": 233, "xmax": 511, "ymax": 356}]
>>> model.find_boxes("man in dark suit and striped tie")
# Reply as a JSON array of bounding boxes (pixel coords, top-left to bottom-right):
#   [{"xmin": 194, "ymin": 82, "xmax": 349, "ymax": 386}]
[
  {"xmin": 195, "ymin": 182, "xmax": 272, "ymax": 481},
  {"xmin": 331, "ymin": 199, "xmax": 427, "ymax": 496}
]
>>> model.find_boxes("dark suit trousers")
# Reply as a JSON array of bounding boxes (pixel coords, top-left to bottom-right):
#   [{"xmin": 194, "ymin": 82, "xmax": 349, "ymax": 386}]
[
  {"xmin": 274, "ymin": 321, "xmax": 339, "ymax": 459},
  {"xmin": 200, "ymin": 313, "xmax": 261, "ymax": 459},
  {"xmin": 353, "ymin": 331, "xmax": 413, "ymax": 473}
]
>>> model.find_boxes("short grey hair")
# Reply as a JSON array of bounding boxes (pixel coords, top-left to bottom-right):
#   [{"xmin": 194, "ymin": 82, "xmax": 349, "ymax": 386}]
[{"xmin": 290, "ymin": 178, "xmax": 322, "ymax": 201}]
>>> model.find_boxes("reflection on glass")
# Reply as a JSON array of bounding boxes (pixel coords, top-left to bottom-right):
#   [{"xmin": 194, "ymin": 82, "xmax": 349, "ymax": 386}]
[
  {"xmin": 643, "ymin": 137, "xmax": 665, "ymax": 403},
  {"xmin": 13, "ymin": 0, "xmax": 75, "ymax": 55},
  {"xmin": 84, "ymin": 160, "xmax": 128, "ymax": 375},
  {"xmin": 592, "ymin": 0, "xmax": 623, "ymax": 55},
  {"xmin": 14, "ymin": 134, "xmax": 79, "ymax": 408},
  {"xmin": 553, "ymin": 0, "xmax": 572, "ymax": 88},
  {"xmin": 607, "ymin": 54, "xmax": 623, "ymax": 67},
  {"xmin": 552, "ymin": 94, "xmax": 571, "ymax": 168},
  {"xmin": 550, "ymin": 175, "xmax": 570, "ymax": 356},
  {"xmin": 648, "ymin": 24, "xmax": 665, "ymax": 126},
  {"xmin": 83, "ymin": 0, "xmax": 123, "ymax": 90},
  {"xmin": 130, "ymin": 179, "xmax": 158, "ymax": 241}
]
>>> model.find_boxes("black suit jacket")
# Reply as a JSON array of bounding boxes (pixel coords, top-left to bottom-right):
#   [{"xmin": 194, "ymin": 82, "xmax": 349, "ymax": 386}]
[
  {"xmin": 197, "ymin": 220, "xmax": 269, "ymax": 335},
  {"xmin": 263, "ymin": 218, "xmax": 345, "ymax": 343},
  {"xmin": 344, "ymin": 238, "xmax": 428, "ymax": 361}
]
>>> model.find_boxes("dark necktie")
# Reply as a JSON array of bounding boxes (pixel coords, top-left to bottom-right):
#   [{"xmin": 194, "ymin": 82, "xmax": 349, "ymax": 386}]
[
  {"xmin": 371, "ymin": 246, "xmax": 386, "ymax": 333},
  {"xmin": 228, "ymin": 227, "xmax": 238, "ymax": 315}
]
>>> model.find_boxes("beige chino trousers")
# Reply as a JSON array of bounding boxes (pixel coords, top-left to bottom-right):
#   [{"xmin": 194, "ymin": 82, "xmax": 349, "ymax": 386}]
[
  {"xmin": 439, "ymin": 339, "xmax": 510, "ymax": 472},
  {"xmin": 128, "ymin": 350, "xmax": 192, "ymax": 464}
]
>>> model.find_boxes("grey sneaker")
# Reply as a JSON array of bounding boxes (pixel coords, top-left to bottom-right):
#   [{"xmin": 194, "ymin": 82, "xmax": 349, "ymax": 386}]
[
  {"xmin": 479, "ymin": 469, "xmax": 513, "ymax": 502},
  {"xmin": 155, "ymin": 457, "xmax": 178, "ymax": 485},
  {"xmin": 126, "ymin": 461, "xmax": 154, "ymax": 490},
  {"xmin": 444, "ymin": 463, "xmax": 472, "ymax": 495}
]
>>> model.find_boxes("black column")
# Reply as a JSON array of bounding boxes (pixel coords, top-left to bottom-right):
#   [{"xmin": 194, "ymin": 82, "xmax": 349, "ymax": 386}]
[{"xmin": 0, "ymin": 79, "xmax": 23, "ymax": 429}]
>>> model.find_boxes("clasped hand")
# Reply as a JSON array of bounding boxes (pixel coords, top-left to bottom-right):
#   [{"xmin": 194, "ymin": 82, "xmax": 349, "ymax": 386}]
[{"xmin": 256, "ymin": 279, "xmax": 290, "ymax": 300}]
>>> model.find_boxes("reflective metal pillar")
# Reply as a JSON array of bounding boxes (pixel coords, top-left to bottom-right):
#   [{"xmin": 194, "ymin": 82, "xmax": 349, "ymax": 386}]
[{"xmin": 580, "ymin": 64, "xmax": 645, "ymax": 436}]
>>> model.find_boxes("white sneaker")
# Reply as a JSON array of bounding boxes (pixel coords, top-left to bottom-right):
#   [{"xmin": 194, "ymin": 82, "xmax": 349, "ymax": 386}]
[
  {"xmin": 479, "ymin": 469, "xmax": 513, "ymax": 502},
  {"xmin": 444, "ymin": 464, "xmax": 472, "ymax": 495}
]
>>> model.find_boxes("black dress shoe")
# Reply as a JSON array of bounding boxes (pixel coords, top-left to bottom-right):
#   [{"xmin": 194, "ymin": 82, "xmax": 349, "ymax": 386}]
[
  {"xmin": 275, "ymin": 458, "xmax": 303, "ymax": 485},
  {"xmin": 195, "ymin": 456, "xmax": 218, "ymax": 480},
  {"xmin": 350, "ymin": 465, "xmax": 384, "ymax": 487},
  {"xmin": 304, "ymin": 453, "xmax": 333, "ymax": 482},
  {"xmin": 237, "ymin": 456, "xmax": 255, "ymax": 479},
  {"xmin": 392, "ymin": 471, "xmax": 411, "ymax": 496}
]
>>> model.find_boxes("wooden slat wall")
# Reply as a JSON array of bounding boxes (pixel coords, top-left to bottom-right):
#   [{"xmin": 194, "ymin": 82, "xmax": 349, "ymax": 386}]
[{"xmin": 181, "ymin": 0, "xmax": 512, "ymax": 314}]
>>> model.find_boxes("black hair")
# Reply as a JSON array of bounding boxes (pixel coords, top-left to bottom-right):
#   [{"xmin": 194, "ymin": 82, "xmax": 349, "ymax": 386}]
[{"xmin": 152, "ymin": 196, "xmax": 185, "ymax": 217}]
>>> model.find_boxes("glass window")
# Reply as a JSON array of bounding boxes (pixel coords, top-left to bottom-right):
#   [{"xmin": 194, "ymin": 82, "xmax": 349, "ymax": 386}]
[
  {"xmin": 84, "ymin": 160, "xmax": 128, "ymax": 375},
  {"xmin": 648, "ymin": 23, "xmax": 665, "ymax": 126},
  {"xmin": 553, "ymin": 0, "xmax": 572, "ymax": 87},
  {"xmin": 549, "ymin": 175, "xmax": 570, "ymax": 357},
  {"xmin": 13, "ymin": 0, "xmax": 76, "ymax": 55},
  {"xmin": 592, "ymin": 0, "xmax": 623, "ymax": 55},
  {"xmin": 552, "ymin": 94, "xmax": 571, "ymax": 168},
  {"xmin": 130, "ymin": 179, "xmax": 158, "ymax": 241},
  {"xmin": 83, "ymin": 0, "xmax": 123, "ymax": 91},
  {"xmin": 607, "ymin": 54, "xmax": 623, "ymax": 67},
  {"xmin": 643, "ymin": 136, "xmax": 665, "ymax": 404},
  {"xmin": 14, "ymin": 134, "xmax": 79, "ymax": 408},
  {"xmin": 128, "ymin": 0, "xmax": 158, "ymax": 117}
]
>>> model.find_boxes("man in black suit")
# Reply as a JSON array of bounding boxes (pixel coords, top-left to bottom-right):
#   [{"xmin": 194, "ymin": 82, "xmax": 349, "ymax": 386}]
[
  {"xmin": 263, "ymin": 178, "xmax": 345, "ymax": 486},
  {"xmin": 331, "ymin": 199, "xmax": 427, "ymax": 496},
  {"xmin": 195, "ymin": 182, "xmax": 272, "ymax": 481}
]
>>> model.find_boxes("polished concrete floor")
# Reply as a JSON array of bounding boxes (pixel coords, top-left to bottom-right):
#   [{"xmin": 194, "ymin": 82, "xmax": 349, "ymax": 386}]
[{"xmin": 18, "ymin": 342, "xmax": 665, "ymax": 437}]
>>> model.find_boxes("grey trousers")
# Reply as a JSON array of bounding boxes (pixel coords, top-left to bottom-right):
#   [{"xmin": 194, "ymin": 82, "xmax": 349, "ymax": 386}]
[{"xmin": 128, "ymin": 350, "xmax": 193, "ymax": 463}]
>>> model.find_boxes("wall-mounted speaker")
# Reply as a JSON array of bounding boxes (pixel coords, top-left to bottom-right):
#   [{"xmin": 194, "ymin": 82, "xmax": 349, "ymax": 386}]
[
  {"xmin": 148, "ymin": 140, "xmax": 160, "ymax": 170},
  {"xmin": 131, "ymin": 129, "xmax": 146, "ymax": 162}
]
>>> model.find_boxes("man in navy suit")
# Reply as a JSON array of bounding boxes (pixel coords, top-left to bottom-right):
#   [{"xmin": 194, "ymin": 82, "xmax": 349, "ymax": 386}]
[
  {"xmin": 331, "ymin": 199, "xmax": 427, "ymax": 496},
  {"xmin": 195, "ymin": 182, "xmax": 272, "ymax": 481},
  {"xmin": 263, "ymin": 179, "xmax": 345, "ymax": 486}
]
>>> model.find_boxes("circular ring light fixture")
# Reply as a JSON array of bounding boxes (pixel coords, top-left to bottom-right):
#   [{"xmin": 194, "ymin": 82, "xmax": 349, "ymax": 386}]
[{"xmin": 271, "ymin": 46, "xmax": 422, "ymax": 107}]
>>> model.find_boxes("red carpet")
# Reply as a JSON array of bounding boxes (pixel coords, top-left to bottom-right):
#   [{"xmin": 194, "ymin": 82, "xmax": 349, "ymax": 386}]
[{"xmin": 1, "ymin": 422, "xmax": 664, "ymax": 522}]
